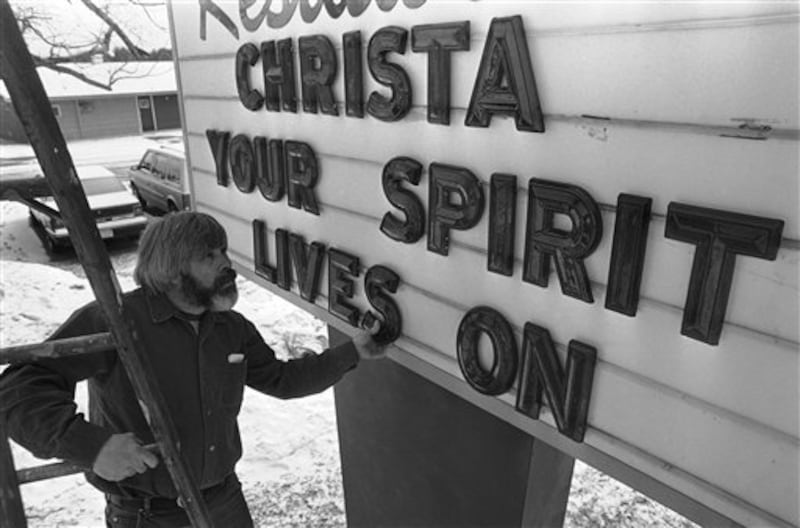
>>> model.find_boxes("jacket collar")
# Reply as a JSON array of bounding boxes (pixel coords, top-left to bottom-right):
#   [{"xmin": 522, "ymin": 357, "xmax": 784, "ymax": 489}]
[
  {"xmin": 144, "ymin": 288, "xmax": 181, "ymax": 324},
  {"xmin": 143, "ymin": 288, "xmax": 225, "ymax": 325}
]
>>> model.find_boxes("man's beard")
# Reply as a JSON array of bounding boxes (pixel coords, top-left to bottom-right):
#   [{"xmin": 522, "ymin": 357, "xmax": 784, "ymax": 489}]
[{"xmin": 179, "ymin": 268, "xmax": 238, "ymax": 312}]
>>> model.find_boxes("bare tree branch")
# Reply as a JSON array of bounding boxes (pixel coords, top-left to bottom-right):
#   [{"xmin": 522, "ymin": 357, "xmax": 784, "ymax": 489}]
[
  {"xmin": 15, "ymin": 5, "xmax": 101, "ymax": 61},
  {"xmin": 106, "ymin": 61, "xmax": 158, "ymax": 85},
  {"xmin": 78, "ymin": 0, "xmax": 149, "ymax": 59},
  {"xmin": 31, "ymin": 58, "xmax": 112, "ymax": 91},
  {"xmin": 7, "ymin": 0, "xmax": 170, "ymax": 91},
  {"xmin": 127, "ymin": 0, "xmax": 167, "ymax": 30}
]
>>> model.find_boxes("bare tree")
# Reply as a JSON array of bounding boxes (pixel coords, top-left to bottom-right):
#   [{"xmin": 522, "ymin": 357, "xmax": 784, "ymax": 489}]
[{"xmin": 9, "ymin": 0, "xmax": 170, "ymax": 91}]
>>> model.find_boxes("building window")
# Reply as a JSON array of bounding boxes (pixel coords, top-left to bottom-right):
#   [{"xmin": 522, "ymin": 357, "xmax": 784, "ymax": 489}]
[{"xmin": 52, "ymin": 105, "xmax": 61, "ymax": 118}]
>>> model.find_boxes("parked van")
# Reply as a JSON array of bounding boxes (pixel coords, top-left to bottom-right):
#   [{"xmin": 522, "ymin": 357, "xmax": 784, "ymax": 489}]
[{"xmin": 127, "ymin": 145, "xmax": 191, "ymax": 214}]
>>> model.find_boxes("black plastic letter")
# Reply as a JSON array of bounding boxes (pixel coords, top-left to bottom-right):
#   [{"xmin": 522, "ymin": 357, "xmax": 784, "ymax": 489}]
[
  {"xmin": 228, "ymin": 134, "xmax": 256, "ymax": 193},
  {"xmin": 465, "ymin": 16, "xmax": 544, "ymax": 132},
  {"xmin": 367, "ymin": 26, "xmax": 412, "ymax": 122},
  {"xmin": 488, "ymin": 173, "xmax": 517, "ymax": 276},
  {"xmin": 523, "ymin": 178, "xmax": 602, "ymax": 303},
  {"xmin": 605, "ymin": 194, "xmax": 652, "ymax": 316},
  {"xmin": 236, "ymin": 42, "xmax": 264, "ymax": 111},
  {"xmin": 275, "ymin": 228, "xmax": 291, "ymax": 291},
  {"xmin": 262, "ymin": 39, "xmax": 298, "ymax": 113},
  {"xmin": 253, "ymin": 219, "xmax": 276, "ymax": 283},
  {"xmin": 288, "ymin": 233, "xmax": 326, "ymax": 303},
  {"xmin": 285, "ymin": 141, "xmax": 320, "ymax": 215},
  {"xmin": 254, "ymin": 137, "xmax": 285, "ymax": 202},
  {"xmin": 411, "ymin": 21, "xmax": 470, "ymax": 125},
  {"xmin": 516, "ymin": 323, "xmax": 596, "ymax": 443},
  {"xmin": 206, "ymin": 129, "xmax": 231, "ymax": 187},
  {"xmin": 362, "ymin": 265, "xmax": 402, "ymax": 345},
  {"xmin": 299, "ymin": 35, "xmax": 339, "ymax": 116},
  {"xmin": 456, "ymin": 306, "xmax": 518, "ymax": 396},
  {"xmin": 427, "ymin": 163, "xmax": 485, "ymax": 256},
  {"xmin": 665, "ymin": 203, "xmax": 784, "ymax": 345},
  {"xmin": 380, "ymin": 156, "xmax": 425, "ymax": 243},
  {"xmin": 343, "ymin": 30, "xmax": 364, "ymax": 118},
  {"xmin": 328, "ymin": 248, "xmax": 361, "ymax": 326}
]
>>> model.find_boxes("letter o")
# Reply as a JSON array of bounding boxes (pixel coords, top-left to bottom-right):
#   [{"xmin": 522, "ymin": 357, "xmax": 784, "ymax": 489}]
[
  {"xmin": 456, "ymin": 306, "xmax": 518, "ymax": 395},
  {"xmin": 229, "ymin": 134, "xmax": 256, "ymax": 193}
]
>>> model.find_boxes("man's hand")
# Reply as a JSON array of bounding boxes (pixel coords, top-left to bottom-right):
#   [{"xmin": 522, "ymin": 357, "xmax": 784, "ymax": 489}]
[
  {"xmin": 353, "ymin": 320, "xmax": 388, "ymax": 360},
  {"xmin": 92, "ymin": 433, "xmax": 159, "ymax": 481}
]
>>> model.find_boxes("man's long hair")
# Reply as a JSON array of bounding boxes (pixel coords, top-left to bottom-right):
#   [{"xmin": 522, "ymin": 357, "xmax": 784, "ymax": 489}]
[{"xmin": 134, "ymin": 211, "xmax": 228, "ymax": 294}]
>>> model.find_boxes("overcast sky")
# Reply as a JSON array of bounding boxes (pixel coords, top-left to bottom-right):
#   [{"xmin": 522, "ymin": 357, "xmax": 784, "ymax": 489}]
[{"xmin": 11, "ymin": 0, "xmax": 171, "ymax": 57}]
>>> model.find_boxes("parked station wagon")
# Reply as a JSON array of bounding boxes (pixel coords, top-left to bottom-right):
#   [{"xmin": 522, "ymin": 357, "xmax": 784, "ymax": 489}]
[
  {"xmin": 127, "ymin": 146, "xmax": 191, "ymax": 214},
  {"xmin": 28, "ymin": 165, "xmax": 148, "ymax": 254}
]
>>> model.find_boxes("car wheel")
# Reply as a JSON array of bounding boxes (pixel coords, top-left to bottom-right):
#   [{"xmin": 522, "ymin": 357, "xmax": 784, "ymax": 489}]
[
  {"xmin": 167, "ymin": 200, "xmax": 178, "ymax": 213},
  {"xmin": 43, "ymin": 234, "xmax": 65, "ymax": 256}
]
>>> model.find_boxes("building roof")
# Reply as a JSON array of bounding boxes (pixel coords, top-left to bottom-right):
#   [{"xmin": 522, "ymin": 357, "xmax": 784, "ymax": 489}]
[{"xmin": 0, "ymin": 61, "xmax": 176, "ymax": 101}]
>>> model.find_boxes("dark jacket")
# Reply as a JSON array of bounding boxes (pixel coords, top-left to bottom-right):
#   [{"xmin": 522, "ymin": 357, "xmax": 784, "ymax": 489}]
[{"xmin": 0, "ymin": 287, "xmax": 359, "ymax": 497}]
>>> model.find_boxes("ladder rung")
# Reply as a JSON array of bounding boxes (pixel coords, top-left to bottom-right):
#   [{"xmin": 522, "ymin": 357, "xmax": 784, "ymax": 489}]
[
  {"xmin": 16, "ymin": 461, "xmax": 83, "ymax": 484},
  {"xmin": 0, "ymin": 333, "xmax": 115, "ymax": 365},
  {"xmin": 13, "ymin": 445, "xmax": 158, "ymax": 485},
  {"xmin": 0, "ymin": 175, "xmax": 53, "ymax": 202}
]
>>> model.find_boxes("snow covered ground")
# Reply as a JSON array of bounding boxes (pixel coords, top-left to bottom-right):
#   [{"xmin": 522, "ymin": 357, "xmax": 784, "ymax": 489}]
[{"xmin": 0, "ymin": 149, "xmax": 698, "ymax": 526}]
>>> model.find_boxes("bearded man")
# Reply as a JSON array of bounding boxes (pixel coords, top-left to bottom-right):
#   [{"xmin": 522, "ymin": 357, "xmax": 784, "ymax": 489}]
[{"xmin": 0, "ymin": 211, "xmax": 385, "ymax": 527}]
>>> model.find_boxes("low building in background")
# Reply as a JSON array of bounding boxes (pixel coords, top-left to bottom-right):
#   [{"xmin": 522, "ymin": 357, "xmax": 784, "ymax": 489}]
[{"xmin": 0, "ymin": 61, "xmax": 178, "ymax": 142}]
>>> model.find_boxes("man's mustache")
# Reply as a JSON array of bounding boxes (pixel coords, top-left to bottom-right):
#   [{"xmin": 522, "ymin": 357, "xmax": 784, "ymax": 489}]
[{"xmin": 214, "ymin": 268, "xmax": 237, "ymax": 290}]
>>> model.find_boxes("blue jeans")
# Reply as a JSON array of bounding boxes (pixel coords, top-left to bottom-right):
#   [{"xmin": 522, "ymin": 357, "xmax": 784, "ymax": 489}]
[{"xmin": 104, "ymin": 474, "xmax": 253, "ymax": 527}]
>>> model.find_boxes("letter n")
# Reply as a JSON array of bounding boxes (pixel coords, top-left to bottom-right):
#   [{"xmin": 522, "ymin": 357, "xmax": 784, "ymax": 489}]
[{"xmin": 516, "ymin": 323, "xmax": 596, "ymax": 442}]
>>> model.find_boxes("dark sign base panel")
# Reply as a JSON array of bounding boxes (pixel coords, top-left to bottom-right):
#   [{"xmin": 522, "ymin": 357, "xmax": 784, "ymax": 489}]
[{"xmin": 331, "ymin": 327, "xmax": 573, "ymax": 527}]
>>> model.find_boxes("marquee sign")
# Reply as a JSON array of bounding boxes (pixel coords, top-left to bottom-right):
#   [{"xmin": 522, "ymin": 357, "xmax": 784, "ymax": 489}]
[{"xmin": 168, "ymin": 2, "xmax": 799, "ymax": 526}]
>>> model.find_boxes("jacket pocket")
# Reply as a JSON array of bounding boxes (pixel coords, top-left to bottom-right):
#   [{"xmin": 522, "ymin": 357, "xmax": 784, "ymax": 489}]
[{"xmin": 220, "ymin": 361, "xmax": 246, "ymax": 412}]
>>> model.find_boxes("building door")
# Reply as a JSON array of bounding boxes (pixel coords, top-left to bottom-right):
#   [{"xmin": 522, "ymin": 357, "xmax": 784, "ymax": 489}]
[
  {"xmin": 153, "ymin": 94, "xmax": 181, "ymax": 130},
  {"xmin": 138, "ymin": 96, "xmax": 155, "ymax": 132}
]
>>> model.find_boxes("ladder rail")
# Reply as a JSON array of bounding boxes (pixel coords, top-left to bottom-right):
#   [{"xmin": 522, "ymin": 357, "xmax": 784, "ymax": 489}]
[
  {"xmin": 0, "ymin": 422, "xmax": 27, "ymax": 528},
  {"xmin": 0, "ymin": 1, "xmax": 214, "ymax": 526}
]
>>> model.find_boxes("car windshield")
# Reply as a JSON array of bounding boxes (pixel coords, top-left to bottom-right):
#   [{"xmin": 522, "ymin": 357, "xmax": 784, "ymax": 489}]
[{"xmin": 81, "ymin": 177, "xmax": 126, "ymax": 196}]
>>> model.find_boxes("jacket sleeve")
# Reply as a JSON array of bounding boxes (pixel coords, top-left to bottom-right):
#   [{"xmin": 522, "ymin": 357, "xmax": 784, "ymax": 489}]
[
  {"xmin": 0, "ymin": 302, "xmax": 117, "ymax": 468},
  {"xmin": 241, "ymin": 318, "xmax": 360, "ymax": 399}
]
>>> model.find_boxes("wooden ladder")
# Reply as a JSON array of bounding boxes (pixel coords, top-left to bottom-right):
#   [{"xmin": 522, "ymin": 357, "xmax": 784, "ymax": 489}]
[{"xmin": 0, "ymin": 1, "xmax": 213, "ymax": 526}]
